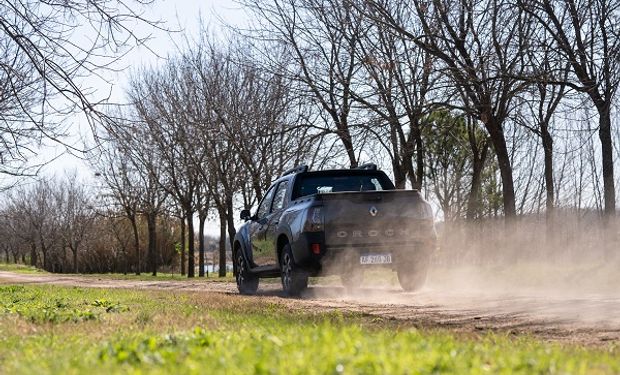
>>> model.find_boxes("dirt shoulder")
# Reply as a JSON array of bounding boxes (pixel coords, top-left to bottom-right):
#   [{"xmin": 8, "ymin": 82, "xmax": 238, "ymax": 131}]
[{"xmin": 0, "ymin": 271, "xmax": 618, "ymax": 346}]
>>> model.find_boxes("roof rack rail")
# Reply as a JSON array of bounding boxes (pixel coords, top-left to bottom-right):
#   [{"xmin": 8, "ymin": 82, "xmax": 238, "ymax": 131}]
[
  {"xmin": 353, "ymin": 163, "xmax": 377, "ymax": 171},
  {"xmin": 281, "ymin": 165, "xmax": 309, "ymax": 177}
]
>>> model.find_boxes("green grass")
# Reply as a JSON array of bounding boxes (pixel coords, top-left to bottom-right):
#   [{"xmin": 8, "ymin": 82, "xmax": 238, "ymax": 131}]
[
  {"xmin": 81, "ymin": 271, "xmax": 235, "ymax": 282},
  {"xmin": 0, "ymin": 284, "xmax": 617, "ymax": 374},
  {"xmin": 0, "ymin": 263, "xmax": 48, "ymax": 274},
  {"xmin": 0, "ymin": 263, "xmax": 235, "ymax": 281}
]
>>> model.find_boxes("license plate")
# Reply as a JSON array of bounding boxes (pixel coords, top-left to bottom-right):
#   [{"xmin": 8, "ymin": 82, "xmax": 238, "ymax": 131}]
[{"xmin": 360, "ymin": 254, "xmax": 392, "ymax": 265}]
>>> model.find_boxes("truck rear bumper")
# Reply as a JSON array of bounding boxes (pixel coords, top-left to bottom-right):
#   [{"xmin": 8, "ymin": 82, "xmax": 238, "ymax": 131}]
[
  {"xmin": 291, "ymin": 232, "xmax": 436, "ymax": 276},
  {"xmin": 321, "ymin": 240, "xmax": 435, "ymax": 274}
]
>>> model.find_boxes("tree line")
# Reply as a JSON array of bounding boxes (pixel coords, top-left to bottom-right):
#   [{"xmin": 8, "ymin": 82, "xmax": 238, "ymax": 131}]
[{"xmin": 0, "ymin": 175, "xmax": 181, "ymax": 273}]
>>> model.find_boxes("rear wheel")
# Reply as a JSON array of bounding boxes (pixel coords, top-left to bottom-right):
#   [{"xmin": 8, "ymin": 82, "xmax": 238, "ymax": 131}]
[
  {"xmin": 397, "ymin": 253, "xmax": 430, "ymax": 292},
  {"xmin": 280, "ymin": 244, "xmax": 308, "ymax": 296},
  {"xmin": 236, "ymin": 251, "xmax": 258, "ymax": 295}
]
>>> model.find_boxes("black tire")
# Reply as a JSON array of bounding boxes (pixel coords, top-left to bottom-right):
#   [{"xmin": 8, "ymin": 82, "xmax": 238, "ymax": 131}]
[
  {"xmin": 236, "ymin": 251, "xmax": 258, "ymax": 295},
  {"xmin": 280, "ymin": 244, "xmax": 308, "ymax": 296},
  {"xmin": 397, "ymin": 254, "xmax": 430, "ymax": 292}
]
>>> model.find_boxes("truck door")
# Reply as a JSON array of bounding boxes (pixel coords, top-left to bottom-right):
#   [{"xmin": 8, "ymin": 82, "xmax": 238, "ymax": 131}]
[
  {"xmin": 249, "ymin": 186, "xmax": 275, "ymax": 266},
  {"xmin": 264, "ymin": 180, "xmax": 289, "ymax": 266}
]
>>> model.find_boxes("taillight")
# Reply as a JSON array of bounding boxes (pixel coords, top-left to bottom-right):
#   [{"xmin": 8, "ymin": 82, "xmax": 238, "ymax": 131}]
[
  {"xmin": 304, "ymin": 207, "xmax": 324, "ymax": 232},
  {"xmin": 311, "ymin": 243, "xmax": 321, "ymax": 254}
]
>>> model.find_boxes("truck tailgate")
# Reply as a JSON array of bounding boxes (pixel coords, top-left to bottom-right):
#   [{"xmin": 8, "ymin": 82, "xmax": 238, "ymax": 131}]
[{"xmin": 318, "ymin": 190, "xmax": 434, "ymax": 248}]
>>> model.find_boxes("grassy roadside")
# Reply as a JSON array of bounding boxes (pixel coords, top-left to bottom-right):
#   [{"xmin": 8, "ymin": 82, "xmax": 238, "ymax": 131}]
[
  {"xmin": 80, "ymin": 271, "xmax": 236, "ymax": 282},
  {"xmin": 0, "ymin": 262, "xmax": 326, "ymax": 285},
  {"xmin": 0, "ymin": 263, "xmax": 235, "ymax": 282},
  {"xmin": 0, "ymin": 263, "xmax": 48, "ymax": 274},
  {"xmin": 0, "ymin": 284, "xmax": 617, "ymax": 374}
]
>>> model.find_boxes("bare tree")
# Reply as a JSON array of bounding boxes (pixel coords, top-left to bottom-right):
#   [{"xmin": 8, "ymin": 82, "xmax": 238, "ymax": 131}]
[
  {"xmin": 516, "ymin": 38, "xmax": 570, "ymax": 221},
  {"xmin": 0, "ymin": 1, "xmax": 163, "ymax": 181},
  {"xmin": 90, "ymin": 139, "xmax": 143, "ymax": 274},
  {"xmin": 243, "ymin": 0, "xmax": 368, "ymax": 167},
  {"xmin": 57, "ymin": 174, "xmax": 95, "ymax": 273},
  {"xmin": 0, "ymin": 29, "xmax": 44, "ymax": 179},
  {"xmin": 167, "ymin": 204, "xmax": 187, "ymax": 275},
  {"xmin": 519, "ymin": 0, "xmax": 620, "ymax": 218},
  {"xmin": 351, "ymin": 1, "xmax": 438, "ymax": 189},
  {"xmin": 6, "ymin": 180, "xmax": 62, "ymax": 271},
  {"xmin": 367, "ymin": 0, "xmax": 533, "ymax": 218},
  {"xmin": 0, "ymin": 212, "xmax": 25, "ymax": 263},
  {"xmin": 126, "ymin": 62, "xmax": 204, "ymax": 278},
  {"xmin": 115, "ymin": 125, "xmax": 169, "ymax": 276}
]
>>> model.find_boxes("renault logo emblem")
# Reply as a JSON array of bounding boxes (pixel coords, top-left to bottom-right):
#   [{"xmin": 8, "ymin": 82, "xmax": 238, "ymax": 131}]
[{"xmin": 369, "ymin": 206, "xmax": 378, "ymax": 216}]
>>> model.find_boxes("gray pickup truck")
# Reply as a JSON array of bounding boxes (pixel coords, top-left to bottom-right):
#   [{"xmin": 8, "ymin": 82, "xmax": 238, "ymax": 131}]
[{"xmin": 233, "ymin": 164, "xmax": 437, "ymax": 295}]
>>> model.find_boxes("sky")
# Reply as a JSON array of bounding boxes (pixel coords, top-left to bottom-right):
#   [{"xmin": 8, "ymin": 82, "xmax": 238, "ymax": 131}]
[
  {"xmin": 42, "ymin": 0, "xmax": 248, "ymax": 173},
  {"xmin": 36, "ymin": 0, "xmax": 249, "ymax": 235}
]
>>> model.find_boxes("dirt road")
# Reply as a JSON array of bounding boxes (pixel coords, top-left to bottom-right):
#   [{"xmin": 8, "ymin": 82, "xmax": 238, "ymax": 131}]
[{"xmin": 1, "ymin": 270, "xmax": 618, "ymax": 345}]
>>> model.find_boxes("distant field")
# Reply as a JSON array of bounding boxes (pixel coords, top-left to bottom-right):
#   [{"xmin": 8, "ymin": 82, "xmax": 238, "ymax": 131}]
[{"xmin": 0, "ymin": 284, "xmax": 618, "ymax": 374}]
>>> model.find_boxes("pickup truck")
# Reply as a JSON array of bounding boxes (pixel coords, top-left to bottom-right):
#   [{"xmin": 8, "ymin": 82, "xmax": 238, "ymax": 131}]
[{"xmin": 233, "ymin": 164, "xmax": 437, "ymax": 296}]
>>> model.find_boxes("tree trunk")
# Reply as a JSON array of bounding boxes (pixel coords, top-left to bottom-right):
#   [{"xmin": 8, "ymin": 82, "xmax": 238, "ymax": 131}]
[
  {"xmin": 541, "ymin": 124, "xmax": 554, "ymax": 220},
  {"xmin": 413, "ymin": 126, "xmax": 424, "ymax": 190},
  {"xmin": 4, "ymin": 248, "xmax": 8, "ymax": 263},
  {"xmin": 404, "ymin": 117, "xmax": 423, "ymax": 190},
  {"xmin": 403, "ymin": 154, "xmax": 417, "ymax": 190},
  {"xmin": 198, "ymin": 212, "xmax": 206, "ymax": 277},
  {"xmin": 400, "ymin": 126, "xmax": 416, "ymax": 189},
  {"xmin": 41, "ymin": 249, "xmax": 47, "ymax": 271},
  {"xmin": 251, "ymin": 173, "xmax": 264, "ymax": 203},
  {"xmin": 337, "ymin": 126, "xmax": 357, "ymax": 168},
  {"xmin": 147, "ymin": 213, "xmax": 158, "ymax": 276},
  {"xmin": 387, "ymin": 117, "xmax": 406, "ymax": 189},
  {"xmin": 30, "ymin": 243, "xmax": 37, "ymax": 267},
  {"xmin": 186, "ymin": 210, "xmax": 195, "ymax": 278},
  {"xmin": 598, "ymin": 109, "xmax": 616, "ymax": 219},
  {"xmin": 72, "ymin": 248, "xmax": 78, "ymax": 273},
  {"xmin": 218, "ymin": 210, "xmax": 227, "ymax": 277},
  {"xmin": 392, "ymin": 159, "xmax": 406, "ymax": 189},
  {"xmin": 180, "ymin": 218, "xmax": 186, "ymax": 276},
  {"xmin": 485, "ymin": 119, "xmax": 516, "ymax": 219},
  {"xmin": 467, "ymin": 145, "xmax": 489, "ymax": 220},
  {"xmin": 225, "ymin": 195, "xmax": 237, "ymax": 250},
  {"xmin": 123, "ymin": 247, "xmax": 128, "ymax": 275},
  {"xmin": 130, "ymin": 216, "xmax": 141, "ymax": 275}
]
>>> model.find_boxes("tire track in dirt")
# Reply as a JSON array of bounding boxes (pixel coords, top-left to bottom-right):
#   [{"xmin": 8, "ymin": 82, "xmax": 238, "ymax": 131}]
[{"xmin": 1, "ymin": 271, "xmax": 618, "ymax": 345}]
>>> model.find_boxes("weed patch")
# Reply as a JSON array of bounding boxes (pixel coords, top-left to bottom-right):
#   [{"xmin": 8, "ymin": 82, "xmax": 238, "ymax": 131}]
[{"xmin": 0, "ymin": 285, "xmax": 129, "ymax": 323}]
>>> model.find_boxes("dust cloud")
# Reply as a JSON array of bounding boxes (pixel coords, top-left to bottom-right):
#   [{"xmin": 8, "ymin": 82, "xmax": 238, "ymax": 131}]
[{"xmin": 312, "ymin": 211, "xmax": 620, "ymax": 328}]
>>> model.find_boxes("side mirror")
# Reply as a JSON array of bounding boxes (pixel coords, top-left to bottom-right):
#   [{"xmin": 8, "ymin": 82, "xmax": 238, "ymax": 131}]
[{"xmin": 240, "ymin": 209, "xmax": 252, "ymax": 221}]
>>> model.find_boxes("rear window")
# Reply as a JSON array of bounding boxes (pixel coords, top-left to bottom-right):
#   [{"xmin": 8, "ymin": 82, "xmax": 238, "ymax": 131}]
[{"xmin": 292, "ymin": 173, "xmax": 393, "ymax": 199}]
